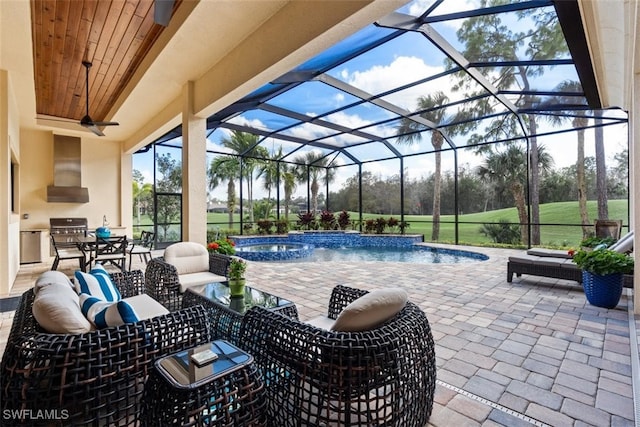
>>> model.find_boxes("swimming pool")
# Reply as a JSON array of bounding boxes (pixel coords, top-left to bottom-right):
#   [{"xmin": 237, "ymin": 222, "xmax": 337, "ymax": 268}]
[
  {"xmin": 232, "ymin": 232, "xmax": 488, "ymax": 264},
  {"xmin": 308, "ymin": 245, "xmax": 488, "ymax": 263}
]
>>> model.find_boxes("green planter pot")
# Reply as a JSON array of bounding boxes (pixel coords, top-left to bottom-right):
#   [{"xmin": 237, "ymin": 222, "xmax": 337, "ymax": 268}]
[
  {"xmin": 228, "ymin": 278, "xmax": 246, "ymax": 297},
  {"xmin": 582, "ymin": 271, "xmax": 623, "ymax": 309}
]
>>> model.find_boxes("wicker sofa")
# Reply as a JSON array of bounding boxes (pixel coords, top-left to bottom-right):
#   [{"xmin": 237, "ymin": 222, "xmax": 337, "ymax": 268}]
[
  {"xmin": 145, "ymin": 242, "xmax": 232, "ymax": 311},
  {"xmin": 239, "ymin": 284, "xmax": 437, "ymax": 427},
  {"xmin": 0, "ymin": 270, "xmax": 213, "ymax": 426}
]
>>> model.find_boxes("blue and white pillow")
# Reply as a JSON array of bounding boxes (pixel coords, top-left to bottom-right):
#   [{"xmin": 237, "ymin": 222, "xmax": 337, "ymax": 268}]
[
  {"xmin": 74, "ymin": 264, "xmax": 121, "ymax": 302},
  {"xmin": 79, "ymin": 294, "xmax": 139, "ymax": 328}
]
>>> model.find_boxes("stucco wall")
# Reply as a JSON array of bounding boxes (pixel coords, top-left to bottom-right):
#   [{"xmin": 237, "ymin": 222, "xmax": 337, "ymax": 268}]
[{"xmin": 20, "ymin": 129, "xmax": 124, "ymax": 232}]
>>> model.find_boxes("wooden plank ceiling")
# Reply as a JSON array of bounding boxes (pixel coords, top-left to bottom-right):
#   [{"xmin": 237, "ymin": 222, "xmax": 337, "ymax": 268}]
[{"xmin": 31, "ymin": 0, "xmax": 181, "ymax": 123}]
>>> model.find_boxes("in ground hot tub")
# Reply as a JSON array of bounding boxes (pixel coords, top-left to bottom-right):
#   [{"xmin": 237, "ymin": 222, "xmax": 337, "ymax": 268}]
[{"xmin": 235, "ymin": 243, "xmax": 314, "ymax": 261}]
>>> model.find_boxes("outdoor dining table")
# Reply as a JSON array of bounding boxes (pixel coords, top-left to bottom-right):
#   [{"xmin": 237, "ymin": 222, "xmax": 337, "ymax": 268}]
[{"xmin": 73, "ymin": 234, "xmax": 130, "ymax": 271}]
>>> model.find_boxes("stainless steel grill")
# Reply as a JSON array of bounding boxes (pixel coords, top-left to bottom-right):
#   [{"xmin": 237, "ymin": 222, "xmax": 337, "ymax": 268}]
[{"xmin": 49, "ymin": 218, "xmax": 88, "ymax": 256}]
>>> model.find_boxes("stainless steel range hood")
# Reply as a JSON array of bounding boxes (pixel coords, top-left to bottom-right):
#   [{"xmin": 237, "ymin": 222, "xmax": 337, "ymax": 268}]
[{"xmin": 47, "ymin": 135, "xmax": 89, "ymax": 203}]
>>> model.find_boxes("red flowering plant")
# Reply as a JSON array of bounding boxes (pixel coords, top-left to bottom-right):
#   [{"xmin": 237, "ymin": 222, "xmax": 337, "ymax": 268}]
[{"xmin": 207, "ymin": 238, "xmax": 236, "ymax": 255}]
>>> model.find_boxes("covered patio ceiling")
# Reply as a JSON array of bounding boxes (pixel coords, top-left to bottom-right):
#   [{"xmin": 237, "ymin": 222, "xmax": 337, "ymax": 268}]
[{"xmin": 154, "ymin": 0, "xmax": 628, "ymax": 167}]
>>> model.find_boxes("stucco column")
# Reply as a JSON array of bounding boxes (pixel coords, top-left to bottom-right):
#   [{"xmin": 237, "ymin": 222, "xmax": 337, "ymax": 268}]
[
  {"xmin": 182, "ymin": 81, "xmax": 207, "ymax": 245},
  {"xmin": 120, "ymin": 147, "xmax": 133, "ymax": 236}
]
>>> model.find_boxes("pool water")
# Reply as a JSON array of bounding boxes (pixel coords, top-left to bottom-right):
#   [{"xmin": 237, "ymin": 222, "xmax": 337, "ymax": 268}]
[{"xmin": 292, "ymin": 246, "xmax": 487, "ymax": 264}]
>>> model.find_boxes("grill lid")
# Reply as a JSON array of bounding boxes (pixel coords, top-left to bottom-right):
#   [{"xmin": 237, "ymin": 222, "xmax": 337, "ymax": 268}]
[{"xmin": 49, "ymin": 217, "xmax": 88, "ymax": 230}]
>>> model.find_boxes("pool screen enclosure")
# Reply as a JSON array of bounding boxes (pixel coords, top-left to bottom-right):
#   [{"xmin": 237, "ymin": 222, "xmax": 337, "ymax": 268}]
[{"xmin": 142, "ymin": 0, "xmax": 629, "ymax": 245}]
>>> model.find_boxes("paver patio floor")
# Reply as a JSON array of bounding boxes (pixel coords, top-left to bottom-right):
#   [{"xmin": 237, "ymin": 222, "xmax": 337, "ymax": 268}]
[{"xmin": 2, "ymin": 244, "xmax": 636, "ymax": 426}]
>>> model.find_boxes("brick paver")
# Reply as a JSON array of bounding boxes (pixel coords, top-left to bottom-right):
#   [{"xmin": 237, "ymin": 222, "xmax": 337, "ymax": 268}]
[{"xmin": 1, "ymin": 244, "xmax": 637, "ymax": 426}]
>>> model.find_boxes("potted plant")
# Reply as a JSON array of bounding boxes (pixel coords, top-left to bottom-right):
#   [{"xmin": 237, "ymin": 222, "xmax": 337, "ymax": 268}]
[
  {"xmin": 572, "ymin": 248, "xmax": 634, "ymax": 308},
  {"xmin": 579, "ymin": 236, "xmax": 616, "ymax": 251},
  {"xmin": 228, "ymin": 257, "xmax": 247, "ymax": 297}
]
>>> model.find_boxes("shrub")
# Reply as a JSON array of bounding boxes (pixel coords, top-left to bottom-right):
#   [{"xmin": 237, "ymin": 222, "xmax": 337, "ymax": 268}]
[
  {"xmin": 276, "ymin": 219, "xmax": 289, "ymax": 234},
  {"xmin": 479, "ymin": 220, "xmax": 520, "ymax": 244},
  {"xmin": 207, "ymin": 238, "xmax": 236, "ymax": 255},
  {"xmin": 297, "ymin": 212, "xmax": 316, "ymax": 230},
  {"xmin": 319, "ymin": 210, "xmax": 336, "ymax": 230},
  {"xmin": 363, "ymin": 219, "xmax": 376, "ymax": 234},
  {"xmin": 337, "ymin": 211, "xmax": 351, "ymax": 230},
  {"xmin": 256, "ymin": 219, "xmax": 274, "ymax": 234},
  {"xmin": 375, "ymin": 217, "xmax": 387, "ymax": 234}
]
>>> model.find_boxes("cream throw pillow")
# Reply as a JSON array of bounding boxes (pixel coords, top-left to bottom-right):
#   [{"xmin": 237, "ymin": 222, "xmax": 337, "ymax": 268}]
[
  {"xmin": 331, "ymin": 288, "xmax": 408, "ymax": 332},
  {"xmin": 164, "ymin": 242, "xmax": 209, "ymax": 275},
  {"xmin": 34, "ymin": 270, "xmax": 74, "ymax": 295},
  {"xmin": 32, "ymin": 283, "xmax": 92, "ymax": 334}
]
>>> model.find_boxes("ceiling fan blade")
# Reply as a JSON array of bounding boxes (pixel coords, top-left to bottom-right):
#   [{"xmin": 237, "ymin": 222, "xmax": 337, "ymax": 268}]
[
  {"xmin": 154, "ymin": 0, "xmax": 175, "ymax": 26},
  {"xmin": 80, "ymin": 122, "xmax": 106, "ymax": 137},
  {"xmin": 91, "ymin": 121, "xmax": 119, "ymax": 126}
]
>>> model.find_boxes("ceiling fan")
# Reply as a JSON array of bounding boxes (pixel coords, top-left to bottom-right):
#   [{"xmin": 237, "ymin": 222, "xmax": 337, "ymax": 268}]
[{"xmin": 80, "ymin": 61, "xmax": 119, "ymax": 137}]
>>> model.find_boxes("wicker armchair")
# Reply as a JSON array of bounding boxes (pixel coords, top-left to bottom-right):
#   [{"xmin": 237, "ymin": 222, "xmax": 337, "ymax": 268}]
[
  {"xmin": 0, "ymin": 270, "xmax": 213, "ymax": 427},
  {"xmin": 239, "ymin": 284, "xmax": 436, "ymax": 427},
  {"xmin": 145, "ymin": 251, "xmax": 232, "ymax": 311}
]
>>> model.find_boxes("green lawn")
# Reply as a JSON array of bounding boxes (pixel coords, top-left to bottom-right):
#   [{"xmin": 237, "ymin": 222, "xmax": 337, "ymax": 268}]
[{"xmin": 133, "ymin": 199, "xmax": 629, "ymax": 248}]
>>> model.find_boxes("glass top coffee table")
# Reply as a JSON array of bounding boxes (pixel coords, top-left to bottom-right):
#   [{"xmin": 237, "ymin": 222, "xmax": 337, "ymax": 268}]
[{"xmin": 183, "ymin": 282, "xmax": 299, "ymax": 345}]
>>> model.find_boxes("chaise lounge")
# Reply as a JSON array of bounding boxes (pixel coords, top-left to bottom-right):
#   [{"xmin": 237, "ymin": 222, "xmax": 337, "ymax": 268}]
[{"xmin": 507, "ymin": 231, "xmax": 634, "ymax": 286}]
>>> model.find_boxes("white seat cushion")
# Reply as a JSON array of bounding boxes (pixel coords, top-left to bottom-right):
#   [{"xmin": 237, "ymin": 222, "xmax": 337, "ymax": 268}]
[
  {"xmin": 124, "ymin": 294, "xmax": 170, "ymax": 320},
  {"xmin": 306, "ymin": 315, "xmax": 336, "ymax": 330},
  {"xmin": 32, "ymin": 283, "xmax": 92, "ymax": 334},
  {"xmin": 331, "ymin": 288, "xmax": 408, "ymax": 332},
  {"xmin": 178, "ymin": 272, "xmax": 227, "ymax": 292}
]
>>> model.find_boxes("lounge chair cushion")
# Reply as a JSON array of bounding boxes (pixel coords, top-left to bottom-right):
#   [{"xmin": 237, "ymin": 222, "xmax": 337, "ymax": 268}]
[
  {"xmin": 526, "ymin": 248, "xmax": 572, "ymax": 259},
  {"xmin": 124, "ymin": 294, "xmax": 170, "ymax": 320},
  {"xmin": 32, "ymin": 283, "xmax": 93, "ymax": 334},
  {"xmin": 79, "ymin": 294, "xmax": 139, "ymax": 328},
  {"xmin": 178, "ymin": 272, "xmax": 227, "ymax": 292},
  {"xmin": 305, "ymin": 315, "xmax": 336, "ymax": 330},
  {"xmin": 74, "ymin": 264, "xmax": 122, "ymax": 301},
  {"xmin": 164, "ymin": 242, "xmax": 209, "ymax": 275},
  {"xmin": 331, "ymin": 288, "xmax": 408, "ymax": 332}
]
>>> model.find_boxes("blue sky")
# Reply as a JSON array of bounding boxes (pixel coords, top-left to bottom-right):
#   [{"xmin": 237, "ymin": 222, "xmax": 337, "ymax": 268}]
[{"xmin": 134, "ymin": 0, "xmax": 629, "ymax": 201}]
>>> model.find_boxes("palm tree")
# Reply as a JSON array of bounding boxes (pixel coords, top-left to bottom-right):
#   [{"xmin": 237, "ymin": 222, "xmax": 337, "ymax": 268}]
[
  {"xmin": 294, "ymin": 151, "xmax": 335, "ymax": 214},
  {"xmin": 219, "ymin": 131, "xmax": 268, "ymax": 222},
  {"xmin": 259, "ymin": 147, "xmax": 283, "ymax": 219},
  {"xmin": 477, "ymin": 145, "xmax": 553, "ymax": 245},
  {"xmin": 132, "ymin": 181, "xmax": 153, "ymax": 227},
  {"xmin": 208, "ymin": 155, "xmax": 239, "ymax": 228},
  {"xmin": 281, "ymin": 163, "xmax": 297, "ymax": 220},
  {"xmin": 396, "ymin": 91, "xmax": 450, "ymax": 241},
  {"xmin": 547, "ymin": 80, "xmax": 591, "ymax": 237}
]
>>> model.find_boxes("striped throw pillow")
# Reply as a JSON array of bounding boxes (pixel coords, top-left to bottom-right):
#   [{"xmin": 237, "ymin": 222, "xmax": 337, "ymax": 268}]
[
  {"xmin": 74, "ymin": 264, "xmax": 121, "ymax": 301},
  {"xmin": 79, "ymin": 294, "xmax": 139, "ymax": 328}
]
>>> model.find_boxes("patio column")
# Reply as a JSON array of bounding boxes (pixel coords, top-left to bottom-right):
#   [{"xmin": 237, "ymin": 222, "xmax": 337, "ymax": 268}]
[
  {"xmin": 182, "ymin": 81, "xmax": 207, "ymax": 245},
  {"xmin": 633, "ymin": 62, "xmax": 639, "ymax": 313}
]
